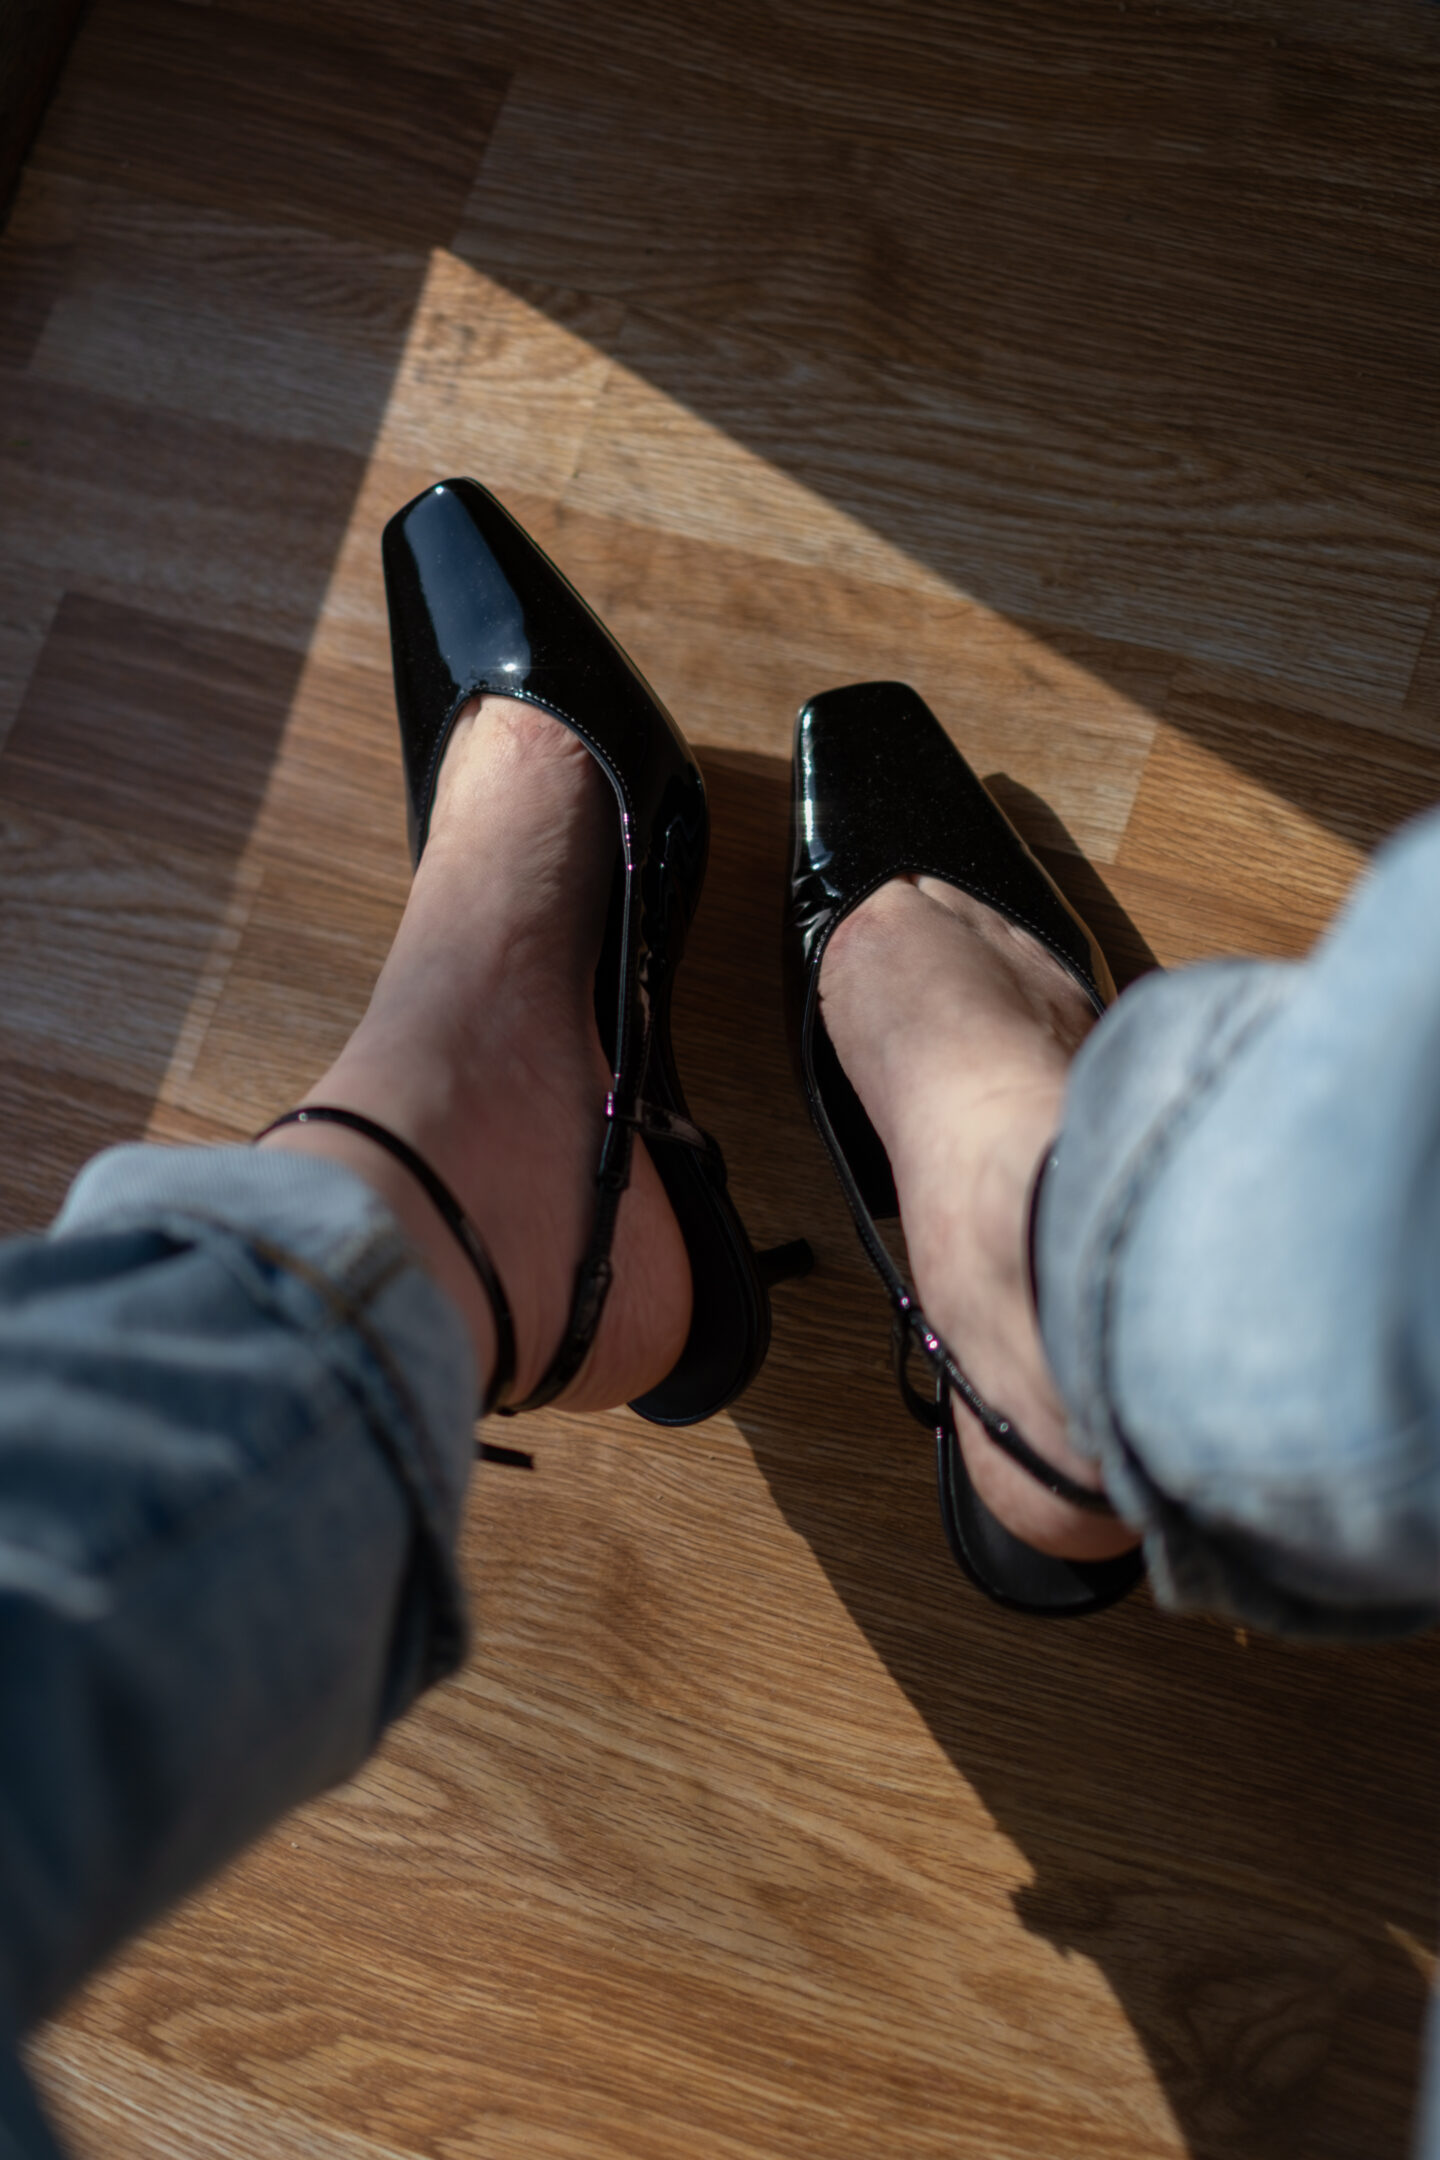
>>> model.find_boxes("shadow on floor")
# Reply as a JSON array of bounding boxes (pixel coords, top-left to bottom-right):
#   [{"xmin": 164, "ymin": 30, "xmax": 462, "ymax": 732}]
[
  {"xmin": 456, "ymin": 0, "xmax": 1440, "ymax": 847},
  {"xmin": 0, "ymin": 0, "xmax": 510, "ymax": 1228},
  {"xmin": 688, "ymin": 741, "xmax": 1437, "ymax": 2160},
  {"xmin": 982, "ymin": 772, "xmax": 1160, "ymax": 988}
]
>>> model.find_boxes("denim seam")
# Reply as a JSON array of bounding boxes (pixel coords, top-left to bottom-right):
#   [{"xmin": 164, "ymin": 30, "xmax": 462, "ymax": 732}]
[
  {"xmin": 232, "ymin": 1230, "xmax": 468, "ymax": 1681},
  {"xmin": 1082, "ymin": 989, "xmax": 1291, "ymax": 1478},
  {"xmin": 245, "ymin": 1234, "xmax": 451, "ymax": 1492},
  {"xmin": 0, "ymin": 1429, "xmax": 421, "ymax": 2037},
  {"xmin": 60, "ymin": 1208, "xmax": 468, "ymax": 1681},
  {"xmin": 127, "ymin": 1209, "xmax": 456, "ymax": 1523}
]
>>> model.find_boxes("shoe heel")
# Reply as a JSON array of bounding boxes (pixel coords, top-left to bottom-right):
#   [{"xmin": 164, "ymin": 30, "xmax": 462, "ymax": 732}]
[{"xmin": 755, "ymin": 1238, "xmax": 815, "ymax": 1290}]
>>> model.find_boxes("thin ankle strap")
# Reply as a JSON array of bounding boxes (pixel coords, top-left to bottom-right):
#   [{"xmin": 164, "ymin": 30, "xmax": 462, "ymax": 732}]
[
  {"xmin": 497, "ymin": 1100, "xmax": 634, "ymax": 1415},
  {"xmin": 891, "ymin": 1303, "xmax": 1117, "ymax": 1517},
  {"xmin": 496, "ymin": 1085, "xmax": 725, "ymax": 1416},
  {"xmin": 255, "ymin": 1105, "xmax": 517, "ymax": 1418},
  {"xmin": 1026, "ymin": 1142, "xmax": 1060, "ymax": 1315}
]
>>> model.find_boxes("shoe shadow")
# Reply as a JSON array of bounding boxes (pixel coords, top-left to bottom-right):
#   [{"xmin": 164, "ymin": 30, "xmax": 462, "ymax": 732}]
[
  {"xmin": 983, "ymin": 771, "xmax": 1160, "ymax": 991},
  {"xmin": 679, "ymin": 741, "xmax": 1437, "ymax": 2160}
]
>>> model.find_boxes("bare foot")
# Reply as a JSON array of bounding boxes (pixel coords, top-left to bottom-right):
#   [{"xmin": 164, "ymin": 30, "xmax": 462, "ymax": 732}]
[
  {"xmin": 819, "ymin": 875, "xmax": 1138, "ymax": 1561},
  {"xmin": 263, "ymin": 696, "xmax": 692, "ymax": 1411}
]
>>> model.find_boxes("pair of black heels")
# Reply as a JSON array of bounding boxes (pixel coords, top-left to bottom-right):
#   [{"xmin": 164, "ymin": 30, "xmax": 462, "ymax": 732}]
[{"xmin": 279, "ymin": 479, "xmax": 1143, "ymax": 1620}]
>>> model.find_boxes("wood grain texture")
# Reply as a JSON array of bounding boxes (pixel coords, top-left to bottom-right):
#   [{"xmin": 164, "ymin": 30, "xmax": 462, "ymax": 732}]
[
  {"xmin": 458, "ymin": 49, "xmax": 1440, "ymax": 521},
  {"xmin": 32, "ymin": 0, "xmax": 510, "ymax": 248},
  {"xmin": 1119, "ymin": 669, "xmax": 1440, "ymax": 950},
  {"xmin": 561, "ymin": 307, "xmax": 1439, "ymax": 708},
  {"xmin": 0, "ymin": 170, "xmax": 83, "ymax": 373},
  {"xmin": 1406, "ymin": 592, "xmax": 1440, "ymax": 726},
  {"xmin": 2, "ymin": 593, "xmax": 298, "ymax": 845},
  {"xmin": 0, "ymin": 0, "xmax": 88, "ymax": 228},
  {"xmin": 2, "ymin": 1, "xmax": 1439, "ymax": 2157}
]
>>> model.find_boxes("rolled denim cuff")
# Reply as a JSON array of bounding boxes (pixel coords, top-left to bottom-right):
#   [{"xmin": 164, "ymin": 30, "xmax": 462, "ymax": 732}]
[
  {"xmin": 1035, "ymin": 965, "xmax": 1302, "ymax": 1625},
  {"xmin": 51, "ymin": 1144, "xmax": 478, "ymax": 1684},
  {"xmin": 0, "ymin": 1141, "xmax": 480, "ymax": 2042},
  {"xmin": 1036, "ymin": 891, "xmax": 1440, "ymax": 1640}
]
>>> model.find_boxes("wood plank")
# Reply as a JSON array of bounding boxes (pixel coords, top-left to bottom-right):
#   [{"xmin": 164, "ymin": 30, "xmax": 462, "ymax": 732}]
[
  {"xmin": 1404, "ymin": 590, "xmax": 1440, "ymax": 726},
  {"xmin": 29, "ymin": 221, "xmax": 618, "ymax": 488},
  {"xmin": 1, "ymin": 4, "xmax": 1438, "ymax": 2159},
  {"xmin": 169, "ymin": 856, "xmax": 405, "ymax": 1134},
  {"xmin": 0, "ymin": 376, "xmax": 367, "ymax": 651},
  {"xmin": 564, "ymin": 309, "xmax": 1438, "ymax": 709},
  {"xmin": 459, "ymin": 33, "xmax": 1440, "ymax": 526},
  {"xmin": 369, "ymin": 256, "xmax": 622, "ymax": 498},
  {"xmin": 0, "ymin": 595, "xmax": 287, "ymax": 1138},
  {"xmin": 33, "ymin": 0, "xmax": 510, "ymax": 248},
  {"xmin": 0, "ymin": 800, "xmax": 251, "ymax": 1097},
  {"xmin": 32, "ymin": 2029, "xmax": 406, "ymax": 2160},
  {"xmin": 1118, "ymin": 674, "xmax": 1440, "ymax": 950},
  {"xmin": 0, "ymin": 593, "xmax": 299, "ymax": 849},
  {"xmin": 0, "ymin": 167, "xmax": 82, "ymax": 370},
  {"xmin": 0, "ymin": 555, "xmax": 62, "ymax": 750},
  {"xmin": 0, "ymin": 1058, "xmax": 156, "ymax": 1235},
  {"xmin": 27, "ymin": 192, "xmax": 433, "ymax": 457},
  {"xmin": 245, "ymin": 655, "xmax": 410, "ymax": 890},
  {"xmin": 1142, "ymin": 645, "xmax": 1440, "ymax": 750},
  {"xmin": 463, "ymin": 0, "xmax": 1440, "ymax": 140},
  {"xmin": 1093, "ymin": 860, "xmax": 1317, "ymax": 972},
  {"xmin": 460, "ymin": 54, "xmax": 1440, "ymax": 358}
]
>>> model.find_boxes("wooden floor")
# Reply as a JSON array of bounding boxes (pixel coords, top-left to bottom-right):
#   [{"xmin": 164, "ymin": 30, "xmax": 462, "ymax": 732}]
[{"xmin": 2, "ymin": 2, "xmax": 1439, "ymax": 2154}]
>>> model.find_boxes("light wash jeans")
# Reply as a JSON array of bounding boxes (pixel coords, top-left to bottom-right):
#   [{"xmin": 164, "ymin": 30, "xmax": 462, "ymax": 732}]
[
  {"xmin": 1038, "ymin": 805, "xmax": 1440, "ymax": 1642},
  {"xmin": 1, "ymin": 812, "xmax": 1439, "ymax": 2155},
  {"xmin": 0, "ymin": 1145, "xmax": 477, "ymax": 2158}
]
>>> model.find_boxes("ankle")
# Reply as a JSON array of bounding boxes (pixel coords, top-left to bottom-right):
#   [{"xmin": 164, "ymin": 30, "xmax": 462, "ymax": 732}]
[
  {"xmin": 264, "ymin": 685, "xmax": 690, "ymax": 1420},
  {"xmin": 257, "ymin": 1116, "xmax": 501, "ymax": 1390},
  {"xmin": 302, "ymin": 1036, "xmax": 583, "ymax": 1398}
]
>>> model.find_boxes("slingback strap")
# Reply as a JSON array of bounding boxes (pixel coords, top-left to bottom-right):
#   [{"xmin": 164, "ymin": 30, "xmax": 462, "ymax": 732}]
[
  {"xmin": 501, "ymin": 1086, "xmax": 721, "ymax": 1415},
  {"xmin": 497, "ymin": 1084, "xmax": 796, "ymax": 1419},
  {"xmin": 254, "ymin": 1105, "xmax": 517, "ymax": 1420},
  {"xmin": 495, "ymin": 1104, "xmax": 631, "ymax": 1416},
  {"xmin": 755, "ymin": 1238, "xmax": 815, "ymax": 1290},
  {"xmin": 1026, "ymin": 1144, "xmax": 1060, "ymax": 1313},
  {"xmin": 606, "ymin": 1091, "xmax": 721, "ymax": 1162},
  {"xmin": 891, "ymin": 1301, "xmax": 1117, "ymax": 1517}
]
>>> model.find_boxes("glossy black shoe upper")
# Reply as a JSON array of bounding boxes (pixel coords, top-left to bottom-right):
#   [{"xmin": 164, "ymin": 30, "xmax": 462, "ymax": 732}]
[
  {"xmin": 784, "ymin": 680, "xmax": 1144, "ymax": 1616},
  {"xmin": 384, "ymin": 477, "xmax": 775, "ymax": 1423}
]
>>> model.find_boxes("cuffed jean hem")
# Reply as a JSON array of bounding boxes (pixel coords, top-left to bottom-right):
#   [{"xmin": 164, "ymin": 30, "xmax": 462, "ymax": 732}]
[
  {"xmin": 1035, "ymin": 811, "xmax": 1440, "ymax": 1640},
  {"xmin": 52, "ymin": 1143, "xmax": 479, "ymax": 1683},
  {"xmin": 0, "ymin": 1143, "xmax": 478, "ymax": 2045}
]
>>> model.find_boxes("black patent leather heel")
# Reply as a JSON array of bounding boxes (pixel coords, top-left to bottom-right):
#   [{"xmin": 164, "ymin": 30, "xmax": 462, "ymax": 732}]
[
  {"xmin": 384, "ymin": 478, "xmax": 809, "ymax": 1424},
  {"xmin": 783, "ymin": 680, "xmax": 1144, "ymax": 1617}
]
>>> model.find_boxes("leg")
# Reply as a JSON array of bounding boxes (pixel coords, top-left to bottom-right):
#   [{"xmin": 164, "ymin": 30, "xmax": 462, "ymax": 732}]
[
  {"xmin": 261, "ymin": 695, "xmax": 691, "ymax": 1408},
  {"xmin": 820, "ymin": 873, "xmax": 1139, "ymax": 1563},
  {"xmin": 0, "ymin": 701, "xmax": 690, "ymax": 2125},
  {"xmin": 1038, "ymin": 807, "xmax": 1440, "ymax": 1636},
  {"xmin": 822, "ymin": 809, "xmax": 1440, "ymax": 1637}
]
